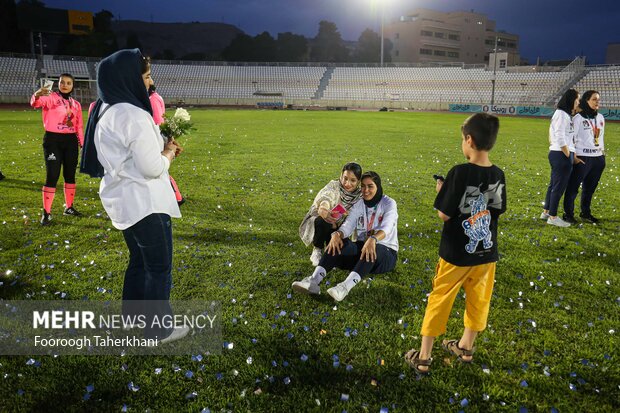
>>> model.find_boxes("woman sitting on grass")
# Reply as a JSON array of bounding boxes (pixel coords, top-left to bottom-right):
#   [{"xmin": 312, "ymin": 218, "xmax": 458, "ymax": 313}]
[
  {"xmin": 299, "ymin": 162, "xmax": 362, "ymax": 266},
  {"xmin": 293, "ymin": 171, "xmax": 398, "ymax": 302}
]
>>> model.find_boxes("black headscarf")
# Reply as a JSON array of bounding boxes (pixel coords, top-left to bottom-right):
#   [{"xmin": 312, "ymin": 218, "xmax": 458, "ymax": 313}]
[
  {"xmin": 80, "ymin": 49, "xmax": 152, "ymax": 178},
  {"xmin": 579, "ymin": 90, "xmax": 599, "ymax": 119},
  {"xmin": 362, "ymin": 171, "xmax": 383, "ymax": 208},
  {"xmin": 556, "ymin": 88, "xmax": 579, "ymax": 116}
]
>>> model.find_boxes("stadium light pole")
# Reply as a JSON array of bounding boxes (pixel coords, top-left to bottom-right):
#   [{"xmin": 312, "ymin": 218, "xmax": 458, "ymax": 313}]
[
  {"xmin": 380, "ymin": 1, "xmax": 385, "ymax": 66},
  {"xmin": 490, "ymin": 36, "xmax": 500, "ymax": 106}
]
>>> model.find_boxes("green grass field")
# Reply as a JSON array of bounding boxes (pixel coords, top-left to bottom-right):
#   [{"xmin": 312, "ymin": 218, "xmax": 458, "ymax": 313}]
[{"xmin": 0, "ymin": 109, "xmax": 618, "ymax": 412}]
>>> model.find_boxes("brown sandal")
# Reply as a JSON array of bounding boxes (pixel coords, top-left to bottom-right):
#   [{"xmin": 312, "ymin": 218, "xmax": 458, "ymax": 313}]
[
  {"xmin": 404, "ymin": 349, "xmax": 432, "ymax": 375},
  {"xmin": 442, "ymin": 339, "xmax": 475, "ymax": 363}
]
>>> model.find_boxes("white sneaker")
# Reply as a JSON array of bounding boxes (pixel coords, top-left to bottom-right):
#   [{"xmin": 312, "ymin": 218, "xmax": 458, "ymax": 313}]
[
  {"xmin": 291, "ymin": 277, "xmax": 320, "ymax": 295},
  {"xmin": 310, "ymin": 248, "xmax": 322, "ymax": 266},
  {"xmin": 326, "ymin": 282, "xmax": 350, "ymax": 302},
  {"xmin": 547, "ymin": 216, "xmax": 570, "ymax": 227},
  {"xmin": 160, "ymin": 325, "xmax": 190, "ymax": 344},
  {"xmin": 540, "ymin": 212, "xmax": 549, "ymax": 220}
]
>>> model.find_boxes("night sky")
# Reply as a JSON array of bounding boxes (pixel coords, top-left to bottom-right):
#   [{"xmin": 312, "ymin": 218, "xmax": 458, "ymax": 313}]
[{"xmin": 43, "ymin": 0, "xmax": 620, "ymax": 64}]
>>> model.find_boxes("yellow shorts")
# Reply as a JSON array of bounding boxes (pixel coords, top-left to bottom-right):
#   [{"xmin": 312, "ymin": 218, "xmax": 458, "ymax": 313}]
[{"xmin": 421, "ymin": 258, "xmax": 496, "ymax": 337}]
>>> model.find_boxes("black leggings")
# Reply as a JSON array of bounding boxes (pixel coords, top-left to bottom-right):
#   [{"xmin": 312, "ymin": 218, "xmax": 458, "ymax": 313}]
[
  {"xmin": 42, "ymin": 132, "xmax": 79, "ymax": 187},
  {"xmin": 313, "ymin": 216, "xmax": 336, "ymax": 248}
]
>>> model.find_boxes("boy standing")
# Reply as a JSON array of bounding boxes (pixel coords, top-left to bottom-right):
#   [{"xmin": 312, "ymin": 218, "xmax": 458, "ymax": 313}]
[{"xmin": 405, "ymin": 113, "xmax": 507, "ymax": 374}]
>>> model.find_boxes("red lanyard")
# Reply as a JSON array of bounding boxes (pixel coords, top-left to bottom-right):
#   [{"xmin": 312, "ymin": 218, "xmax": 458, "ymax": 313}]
[
  {"xmin": 366, "ymin": 207, "xmax": 377, "ymax": 232},
  {"xmin": 588, "ymin": 119, "xmax": 600, "ymax": 146}
]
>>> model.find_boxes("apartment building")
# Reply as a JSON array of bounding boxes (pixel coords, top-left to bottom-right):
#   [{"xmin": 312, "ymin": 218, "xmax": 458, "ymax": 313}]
[{"xmin": 386, "ymin": 8, "xmax": 520, "ymax": 65}]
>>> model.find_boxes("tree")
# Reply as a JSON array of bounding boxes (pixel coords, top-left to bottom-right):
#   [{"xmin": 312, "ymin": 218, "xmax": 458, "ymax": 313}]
[
  {"xmin": 221, "ymin": 33, "xmax": 254, "ymax": 61},
  {"xmin": 354, "ymin": 28, "xmax": 392, "ymax": 63},
  {"xmin": 93, "ymin": 9, "xmax": 114, "ymax": 33},
  {"xmin": 125, "ymin": 32, "xmax": 142, "ymax": 50},
  {"xmin": 310, "ymin": 20, "xmax": 348, "ymax": 62},
  {"xmin": 253, "ymin": 31, "xmax": 276, "ymax": 61},
  {"xmin": 276, "ymin": 32, "xmax": 307, "ymax": 62}
]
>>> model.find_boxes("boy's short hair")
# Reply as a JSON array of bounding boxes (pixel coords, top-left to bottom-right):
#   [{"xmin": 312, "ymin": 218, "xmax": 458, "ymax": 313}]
[{"xmin": 461, "ymin": 113, "xmax": 500, "ymax": 151}]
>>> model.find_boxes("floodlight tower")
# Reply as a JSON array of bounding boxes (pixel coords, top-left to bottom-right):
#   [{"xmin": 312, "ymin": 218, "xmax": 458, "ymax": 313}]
[
  {"xmin": 491, "ymin": 36, "xmax": 500, "ymax": 106},
  {"xmin": 380, "ymin": 1, "xmax": 385, "ymax": 66}
]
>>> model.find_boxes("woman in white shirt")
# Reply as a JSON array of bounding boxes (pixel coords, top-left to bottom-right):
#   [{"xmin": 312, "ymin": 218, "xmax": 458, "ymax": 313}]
[
  {"xmin": 81, "ymin": 49, "xmax": 185, "ymax": 343},
  {"xmin": 541, "ymin": 88, "xmax": 580, "ymax": 227},
  {"xmin": 292, "ymin": 171, "xmax": 398, "ymax": 302},
  {"xmin": 563, "ymin": 90, "xmax": 605, "ymax": 223}
]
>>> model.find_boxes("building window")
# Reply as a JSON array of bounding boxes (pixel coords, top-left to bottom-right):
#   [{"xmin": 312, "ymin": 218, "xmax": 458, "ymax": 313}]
[
  {"xmin": 499, "ymin": 59, "xmax": 506, "ymax": 68},
  {"xmin": 448, "ymin": 34, "xmax": 460, "ymax": 41},
  {"xmin": 434, "ymin": 50, "xmax": 446, "ymax": 56},
  {"xmin": 421, "ymin": 30, "xmax": 433, "ymax": 36},
  {"xmin": 507, "ymin": 42, "xmax": 516, "ymax": 48},
  {"xmin": 447, "ymin": 51, "xmax": 459, "ymax": 58},
  {"xmin": 485, "ymin": 39, "xmax": 494, "ymax": 45},
  {"xmin": 434, "ymin": 32, "xmax": 445, "ymax": 38},
  {"xmin": 420, "ymin": 48, "xmax": 432, "ymax": 55},
  {"xmin": 498, "ymin": 41, "xmax": 506, "ymax": 47}
]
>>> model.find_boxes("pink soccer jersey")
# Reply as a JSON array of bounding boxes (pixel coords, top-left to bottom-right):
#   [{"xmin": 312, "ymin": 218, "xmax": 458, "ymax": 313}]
[
  {"xmin": 149, "ymin": 92, "xmax": 165, "ymax": 126},
  {"xmin": 31, "ymin": 92, "xmax": 84, "ymax": 146}
]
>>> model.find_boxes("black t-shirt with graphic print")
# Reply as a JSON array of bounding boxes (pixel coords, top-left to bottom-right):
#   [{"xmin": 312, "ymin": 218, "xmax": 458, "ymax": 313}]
[{"xmin": 434, "ymin": 163, "xmax": 507, "ymax": 267}]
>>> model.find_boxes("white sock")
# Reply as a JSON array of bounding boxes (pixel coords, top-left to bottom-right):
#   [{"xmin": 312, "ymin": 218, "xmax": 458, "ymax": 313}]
[
  {"xmin": 309, "ymin": 266, "xmax": 326, "ymax": 284},
  {"xmin": 343, "ymin": 272, "xmax": 361, "ymax": 291}
]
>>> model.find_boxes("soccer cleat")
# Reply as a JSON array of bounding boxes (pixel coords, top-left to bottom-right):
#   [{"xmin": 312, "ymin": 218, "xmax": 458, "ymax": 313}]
[
  {"xmin": 579, "ymin": 213, "xmax": 599, "ymax": 224},
  {"xmin": 327, "ymin": 282, "xmax": 350, "ymax": 302},
  {"xmin": 291, "ymin": 277, "xmax": 321, "ymax": 295},
  {"xmin": 40, "ymin": 212, "xmax": 52, "ymax": 226},
  {"xmin": 160, "ymin": 325, "xmax": 190, "ymax": 344},
  {"xmin": 63, "ymin": 206, "xmax": 83, "ymax": 216},
  {"xmin": 0, "ymin": 171, "xmax": 5, "ymax": 180},
  {"xmin": 539, "ymin": 211, "xmax": 549, "ymax": 220},
  {"xmin": 562, "ymin": 214, "xmax": 577, "ymax": 224},
  {"xmin": 546, "ymin": 216, "xmax": 570, "ymax": 227},
  {"xmin": 310, "ymin": 248, "xmax": 322, "ymax": 267}
]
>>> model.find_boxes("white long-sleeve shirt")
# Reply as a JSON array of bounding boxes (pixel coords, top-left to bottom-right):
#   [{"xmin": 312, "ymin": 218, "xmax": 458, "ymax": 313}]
[
  {"xmin": 573, "ymin": 113, "xmax": 605, "ymax": 157},
  {"xmin": 338, "ymin": 195, "xmax": 399, "ymax": 252},
  {"xmin": 548, "ymin": 109, "xmax": 575, "ymax": 152},
  {"xmin": 95, "ymin": 103, "xmax": 181, "ymax": 230}
]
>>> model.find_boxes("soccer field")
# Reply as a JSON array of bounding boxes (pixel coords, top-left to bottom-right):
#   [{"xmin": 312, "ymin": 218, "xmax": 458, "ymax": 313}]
[{"xmin": 0, "ymin": 109, "xmax": 618, "ymax": 411}]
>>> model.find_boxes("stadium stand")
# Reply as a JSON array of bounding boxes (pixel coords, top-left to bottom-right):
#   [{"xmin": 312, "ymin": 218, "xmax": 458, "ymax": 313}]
[
  {"xmin": 1, "ymin": 54, "xmax": 618, "ymax": 108},
  {"xmin": 41, "ymin": 55, "xmax": 90, "ymax": 78},
  {"xmin": 0, "ymin": 56, "xmax": 37, "ymax": 99},
  {"xmin": 151, "ymin": 64, "xmax": 325, "ymax": 101},
  {"xmin": 573, "ymin": 66, "xmax": 620, "ymax": 106}
]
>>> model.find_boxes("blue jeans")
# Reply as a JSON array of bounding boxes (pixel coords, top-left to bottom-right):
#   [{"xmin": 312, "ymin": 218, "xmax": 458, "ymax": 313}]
[
  {"xmin": 121, "ymin": 213, "xmax": 173, "ymax": 339},
  {"xmin": 564, "ymin": 155, "xmax": 606, "ymax": 217},
  {"xmin": 319, "ymin": 239, "xmax": 397, "ymax": 277},
  {"xmin": 544, "ymin": 151, "xmax": 573, "ymax": 216}
]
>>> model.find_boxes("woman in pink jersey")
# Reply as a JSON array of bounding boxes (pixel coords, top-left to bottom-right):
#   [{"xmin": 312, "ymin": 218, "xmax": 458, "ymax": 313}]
[
  {"xmin": 149, "ymin": 84, "xmax": 185, "ymax": 205},
  {"xmin": 31, "ymin": 73, "xmax": 84, "ymax": 225}
]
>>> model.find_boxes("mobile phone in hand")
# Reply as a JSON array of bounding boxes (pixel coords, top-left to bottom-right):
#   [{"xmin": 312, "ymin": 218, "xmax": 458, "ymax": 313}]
[
  {"xmin": 433, "ymin": 174, "xmax": 445, "ymax": 182},
  {"xmin": 43, "ymin": 79, "xmax": 54, "ymax": 90}
]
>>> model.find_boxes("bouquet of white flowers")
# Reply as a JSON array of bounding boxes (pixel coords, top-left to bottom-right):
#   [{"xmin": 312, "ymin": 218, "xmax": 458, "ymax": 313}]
[{"xmin": 159, "ymin": 108, "xmax": 194, "ymax": 141}]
